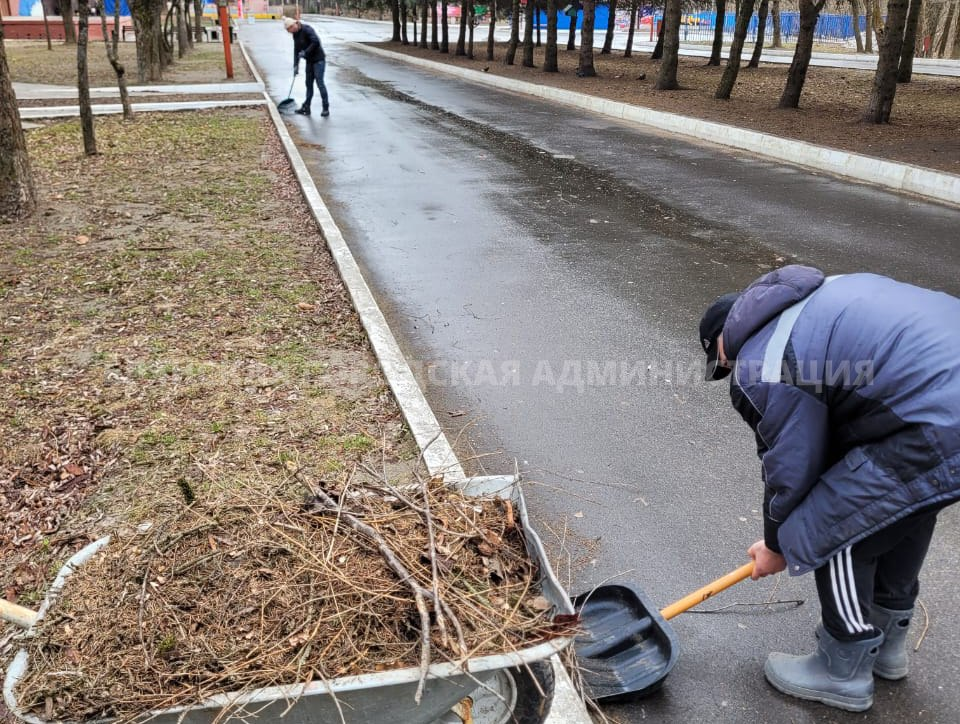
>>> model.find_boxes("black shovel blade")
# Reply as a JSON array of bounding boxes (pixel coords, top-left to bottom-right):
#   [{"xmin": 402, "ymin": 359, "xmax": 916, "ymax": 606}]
[
  {"xmin": 571, "ymin": 582, "xmax": 680, "ymax": 702},
  {"xmin": 277, "ymin": 99, "xmax": 296, "ymax": 112}
]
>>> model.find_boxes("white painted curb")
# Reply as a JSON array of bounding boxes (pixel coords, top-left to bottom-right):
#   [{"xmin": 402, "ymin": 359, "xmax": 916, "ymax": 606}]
[
  {"xmin": 237, "ymin": 38, "xmax": 594, "ymax": 724},
  {"xmin": 352, "ymin": 43, "xmax": 960, "ymax": 208},
  {"xmin": 237, "ymin": 40, "xmax": 466, "ymax": 484},
  {"xmin": 18, "ymin": 99, "xmax": 266, "ymax": 119}
]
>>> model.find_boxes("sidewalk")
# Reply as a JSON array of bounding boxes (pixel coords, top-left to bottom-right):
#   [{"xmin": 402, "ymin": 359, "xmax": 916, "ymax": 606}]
[{"xmin": 349, "ymin": 40, "xmax": 960, "ymax": 206}]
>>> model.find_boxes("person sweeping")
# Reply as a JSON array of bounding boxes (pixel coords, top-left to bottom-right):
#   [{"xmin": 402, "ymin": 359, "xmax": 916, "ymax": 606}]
[
  {"xmin": 284, "ymin": 16, "xmax": 330, "ymax": 117},
  {"xmin": 699, "ymin": 265, "xmax": 960, "ymax": 712}
]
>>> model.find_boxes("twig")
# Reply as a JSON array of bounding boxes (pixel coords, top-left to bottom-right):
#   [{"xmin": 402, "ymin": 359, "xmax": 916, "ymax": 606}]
[{"xmin": 914, "ymin": 598, "xmax": 929, "ymax": 651}]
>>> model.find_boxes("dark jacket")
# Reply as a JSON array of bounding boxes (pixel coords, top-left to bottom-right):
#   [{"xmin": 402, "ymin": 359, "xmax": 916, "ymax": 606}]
[
  {"xmin": 293, "ymin": 23, "xmax": 325, "ymax": 65},
  {"xmin": 725, "ymin": 265, "xmax": 960, "ymax": 575}
]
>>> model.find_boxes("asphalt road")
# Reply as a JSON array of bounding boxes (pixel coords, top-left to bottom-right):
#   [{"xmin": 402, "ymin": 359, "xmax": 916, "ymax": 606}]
[{"xmin": 242, "ymin": 17, "xmax": 960, "ymax": 724}]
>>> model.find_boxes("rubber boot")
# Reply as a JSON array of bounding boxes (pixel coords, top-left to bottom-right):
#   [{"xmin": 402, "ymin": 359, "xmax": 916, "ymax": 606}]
[
  {"xmin": 764, "ymin": 626, "xmax": 883, "ymax": 712},
  {"xmin": 870, "ymin": 604, "xmax": 913, "ymax": 680}
]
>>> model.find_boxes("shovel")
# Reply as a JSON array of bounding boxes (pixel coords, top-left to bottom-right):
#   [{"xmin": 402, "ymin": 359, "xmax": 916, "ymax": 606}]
[
  {"xmin": 572, "ymin": 561, "xmax": 755, "ymax": 702},
  {"xmin": 277, "ymin": 74, "xmax": 297, "ymax": 112}
]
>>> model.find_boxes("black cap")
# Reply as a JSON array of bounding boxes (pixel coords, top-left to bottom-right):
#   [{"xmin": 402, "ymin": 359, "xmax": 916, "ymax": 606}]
[{"xmin": 699, "ymin": 292, "xmax": 740, "ymax": 381}]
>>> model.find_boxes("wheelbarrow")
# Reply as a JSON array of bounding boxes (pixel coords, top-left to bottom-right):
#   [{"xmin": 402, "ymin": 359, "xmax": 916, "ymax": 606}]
[
  {"xmin": 2, "ymin": 475, "xmax": 574, "ymax": 724},
  {"xmin": 572, "ymin": 562, "xmax": 756, "ymax": 702}
]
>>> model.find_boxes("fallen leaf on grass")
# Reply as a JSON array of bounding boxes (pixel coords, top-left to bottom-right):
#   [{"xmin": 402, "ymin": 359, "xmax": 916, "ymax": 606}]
[{"xmin": 75, "ymin": 235, "xmax": 89, "ymax": 245}]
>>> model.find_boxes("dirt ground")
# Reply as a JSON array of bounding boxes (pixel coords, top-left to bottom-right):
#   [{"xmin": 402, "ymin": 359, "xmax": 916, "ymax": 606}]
[
  {"xmin": 0, "ymin": 108, "xmax": 417, "ymax": 721},
  {"xmin": 373, "ymin": 41, "xmax": 960, "ymax": 175},
  {"xmin": 6, "ymin": 39, "xmax": 252, "ymax": 87}
]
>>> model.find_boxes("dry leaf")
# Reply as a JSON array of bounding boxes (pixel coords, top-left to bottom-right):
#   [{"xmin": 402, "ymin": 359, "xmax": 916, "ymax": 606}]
[
  {"xmin": 75, "ymin": 235, "xmax": 90, "ymax": 245},
  {"xmin": 296, "ymin": 302, "xmax": 316, "ymax": 311},
  {"xmin": 574, "ymin": 511, "xmax": 584, "ymax": 518}
]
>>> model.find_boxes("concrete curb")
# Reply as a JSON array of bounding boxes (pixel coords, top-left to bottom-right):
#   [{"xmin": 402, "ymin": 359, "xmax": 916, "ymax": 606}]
[
  {"xmin": 237, "ymin": 37, "xmax": 594, "ymax": 724},
  {"xmin": 14, "ymin": 81, "xmax": 265, "ymax": 100},
  {"xmin": 352, "ymin": 43, "xmax": 960, "ymax": 208},
  {"xmin": 18, "ymin": 99, "xmax": 266, "ymax": 119},
  {"xmin": 236, "ymin": 39, "xmax": 467, "ymax": 484}
]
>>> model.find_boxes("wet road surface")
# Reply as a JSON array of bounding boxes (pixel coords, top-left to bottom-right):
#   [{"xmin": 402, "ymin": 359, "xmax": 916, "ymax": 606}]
[{"xmin": 243, "ymin": 17, "xmax": 960, "ymax": 723}]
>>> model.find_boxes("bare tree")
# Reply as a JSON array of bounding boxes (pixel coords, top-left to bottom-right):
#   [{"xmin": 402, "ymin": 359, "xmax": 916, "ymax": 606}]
[
  {"xmin": 194, "ymin": 0, "xmax": 204, "ymax": 43},
  {"xmin": 655, "ymin": 0, "xmax": 681, "ymax": 89},
  {"xmin": 419, "ymin": 0, "xmax": 428, "ymax": 48},
  {"xmin": 545, "ymin": 0, "xmax": 559, "ymax": 70},
  {"xmin": 431, "ymin": 0, "xmax": 439, "ymax": 48},
  {"xmin": 487, "ymin": 0, "xmax": 498, "ymax": 60},
  {"xmin": 467, "ymin": 2, "xmax": 475, "ymax": 57},
  {"xmin": 898, "ymin": 0, "xmax": 923, "ymax": 81},
  {"xmin": 400, "ymin": 0, "xmax": 409, "ymax": 43},
  {"xmin": 602, "ymin": 0, "xmax": 618, "ymax": 53},
  {"xmin": 41, "ymin": 0, "xmax": 53, "ymax": 50},
  {"xmin": 505, "ymin": 0, "xmax": 520, "ymax": 63},
  {"xmin": 0, "ymin": 23, "xmax": 36, "ymax": 219},
  {"xmin": 708, "ymin": 0, "xmax": 726, "ymax": 66},
  {"xmin": 97, "ymin": 0, "xmax": 132, "ymax": 120},
  {"xmin": 748, "ymin": 0, "xmax": 770, "ymax": 67},
  {"xmin": 624, "ymin": 0, "xmax": 638, "ymax": 57},
  {"xmin": 77, "ymin": 0, "xmax": 97, "ymax": 156},
  {"xmin": 778, "ymin": 0, "xmax": 827, "ymax": 108},
  {"xmin": 456, "ymin": 0, "xmax": 468, "ymax": 54},
  {"xmin": 850, "ymin": 0, "xmax": 864, "ymax": 52},
  {"xmin": 770, "ymin": 0, "xmax": 782, "ymax": 47},
  {"xmin": 577, "ymin": 0, "xmax": 597, "ymax": 75},
  {"xmin": 522, "ymin": 0, "xmax": 536, "ymax": 65},
  {"xmin": 715, "ymin": 0, "xmax": 757, "ymax": 98},
  {"xmin": 391, "ymin": 0, "xmax": 401, "ymax": 40},
  {"xmin": 442, "ymin": 0, "xmax": 450, "ymax": 51},
  {"xmin": 131, "ymin": 0, "xmax": 165, "ymax": 82},
  {"xmin": 567, "ymin": 4, "xmax": 577, "ymax": 50},
  {"xmin": 865, "ymin": 0, "xmax": 909, "ymax": 121},
  {"xmin": 650, "ymin": 4, "xmax": 665, "ymax": 58},
  {"xmin": 63, "ymin": 0, "xmax": 78, "ymax": 45}
]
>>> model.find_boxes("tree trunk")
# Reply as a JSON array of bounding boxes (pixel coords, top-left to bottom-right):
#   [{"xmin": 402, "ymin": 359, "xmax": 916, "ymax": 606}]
[
  {"xmin": 411, "ymin": 3, "xmax": 418, "ymax": 43},
  {"xmin": 770, "ymin": 0, "xmax": 782, "ymax": 47},
  {"xmin": 545, "ymin": 0, "xmax": 558, "ymax": 70},
  {"xmin": 655, "ymin": 0, "xmax": 681, "ymax": 87},
  {"xmin": 778, "ymin": 0, "xmax": 826, "ymax": 108},
  {"xmin": 77, "ymin": 0, "xmax": 97, "ymax": 156},
  {"xmin": 419, "ymin": 0, "xmax": 428, "ymax": 47},
  {"xmin": 0, "ymin": 22, "xmax": 37, "ymax": 219},
  {"xmin": 431, "ymin": 0, "xmax": 439, "ymax": 48},
  {"xmin": 487, "ymin": 0, "xmax": 497, "ymax": 60},
  {"xmin": 716, "ymin": 0, "xmax": 757, "ymax": 97},
  {"xmin": 850, "ymin": 0, "xmax": 864, "ymax": 52},
  {"xmin": 748, "ymin": 0, "xmax": 769, "ymax": 67},
  {"xmin": 131, "ymin": 0, "xmax": 164, "ymax": 82},
  {"xmin": 63, "ymin": 0, "xmax": 77, "ymax": 45},
  {"xmin": 536, "ymin": 1, "xmax": 542, "ymax": 45},
  {"xmin": 865, "ymin": 0, "xmax": 909, "ymax": 121},
  {"xmin": 391, "ymin": 0, "xmax": 401, "ymax": 40},
  {"xmin": 602, "ymin": 0, "xmax": 617, "ymax": 53},
  {"xmin": 865, "ymin": 0, "xmax": 874, "ymax": 52},
  {"xmin": 869, "ymin": 0, "xmax": 883, "ymax": 50},
  {"xmin": 41, "ymin": 0, "xmax": 53, "ymax": 50},
  {"xmin": 522, "ymin": 0, "xmax": 535, "ymax": 65},
  {"xmin": 898, "ymin": 0, "xmax": 923, "ymax": 81},
  {"xmin": 97, "ymin": 0, "xmax": 132, "ymax": 120},
  {"xmin": 708, "ymin": 0, "xmax": 725, "ymax": 65},
  {"xmin": 505, "ymin": 0, "xmax": 520, "ymax": 63},
  {"xmin": 457, "ymin": 1, "xmax": 468, "ymax": 54},
  {"xmin": 578, "ymin": 0, "xmax": 596, "ymax": 75},
  {"xmin": 567, "ymin": 7, "xmax": 577, "ymax": 50},
  {"xmin": 624, "ymin": 0, "xmax": 637, "ymax": 57},
  {"xmin": 442, "ymin": 0, "xmax": 450, "ymax": 51},
  {"xmin": 467, "ymin": 3, "xmax": 475, "ymax": 57},
  {"xmin": 175, "ymin": 1, "xmax": 189, "ymax": 58},
  {"xmin": 651, "ymin": 6, "xmax": 665, "ymax": 58},
  {"xmin": 182, "ymin": 0, "xmax": 193, "ymax": 49},
  {"xmin": 193, "ymin": 0, "xmax": 204, "ymax": 43},
  {"xmin": 401, "ymin": 0, "xmax": 408, "ymax": 43}
]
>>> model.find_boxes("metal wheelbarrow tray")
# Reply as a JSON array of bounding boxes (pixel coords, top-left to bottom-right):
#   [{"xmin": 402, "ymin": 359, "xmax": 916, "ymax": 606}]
[{"xmin": 3, "ymin": 475, "xmax": 574, "ymax": 724}]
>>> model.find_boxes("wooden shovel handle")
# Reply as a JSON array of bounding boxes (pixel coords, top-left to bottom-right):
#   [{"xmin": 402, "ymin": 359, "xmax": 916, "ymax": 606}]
[
  {"xmin": 0, "ymin": 598, "xmax": 39, "ymax": 629},
  {"xmin": 660, "ymin": 562, "xmax": 755, "ymax": 621}
]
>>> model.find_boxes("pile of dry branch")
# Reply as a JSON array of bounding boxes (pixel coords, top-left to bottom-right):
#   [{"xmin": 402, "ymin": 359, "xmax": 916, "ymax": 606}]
[{"xmin": 13, "ymin": 468, "xmax": 562, "ymax": 722}]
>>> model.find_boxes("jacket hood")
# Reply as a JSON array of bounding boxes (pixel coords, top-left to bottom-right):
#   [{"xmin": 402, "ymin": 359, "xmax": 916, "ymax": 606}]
[{"xmin": 723, "ymin": 265, "xmax": 825, "ymax": 359}]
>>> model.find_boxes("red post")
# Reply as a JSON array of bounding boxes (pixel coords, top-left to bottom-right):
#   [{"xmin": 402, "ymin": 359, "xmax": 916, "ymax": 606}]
[{"xmin": 217, "ymin": 0, "xmax": 234, "ymax": 79}]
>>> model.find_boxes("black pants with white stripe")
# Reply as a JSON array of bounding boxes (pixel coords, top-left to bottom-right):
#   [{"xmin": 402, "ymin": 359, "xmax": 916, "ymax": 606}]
[{"xmin": 814, "ymin": 508, "xmax": 939, "ymax": 641}]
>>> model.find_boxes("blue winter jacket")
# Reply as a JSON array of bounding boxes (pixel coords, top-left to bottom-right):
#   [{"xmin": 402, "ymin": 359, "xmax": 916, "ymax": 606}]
[{"xmin": 724, "ymin": 265, "xmax": 960, "ymax": 575}]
